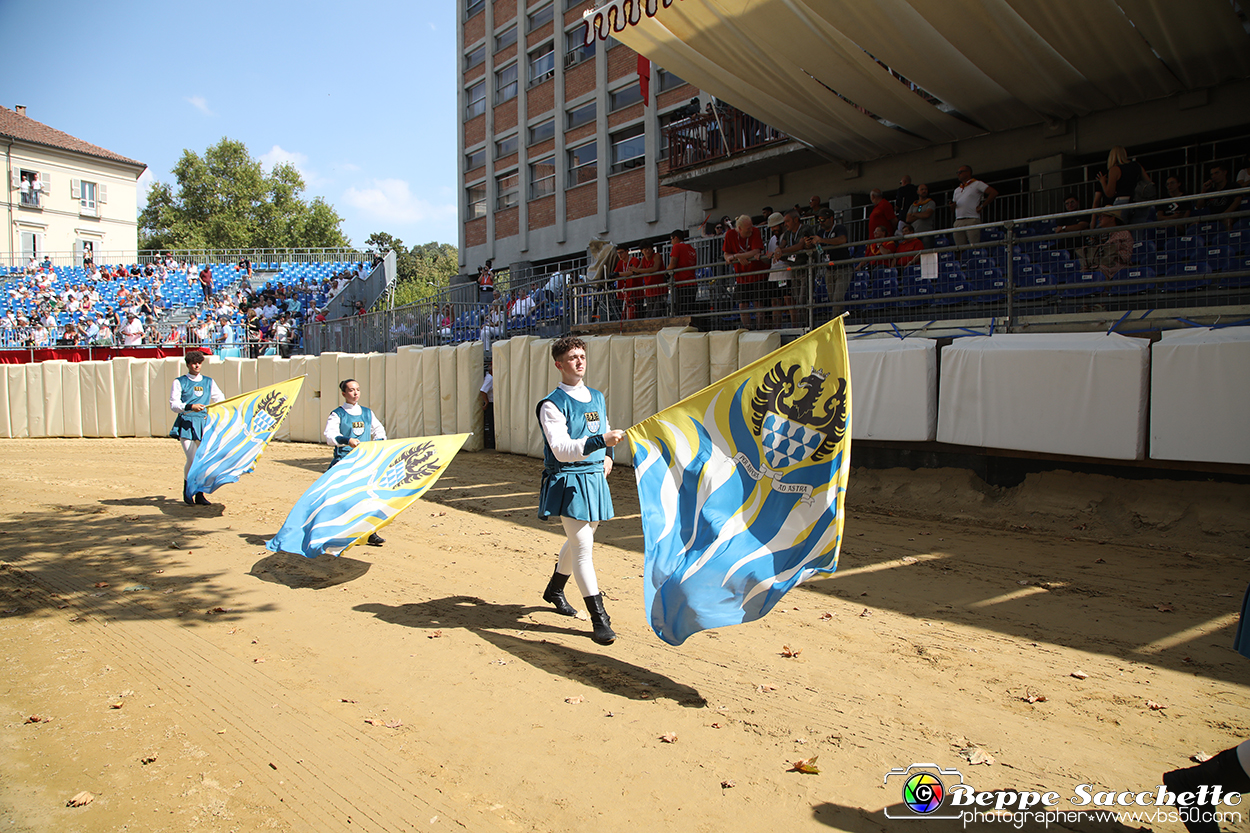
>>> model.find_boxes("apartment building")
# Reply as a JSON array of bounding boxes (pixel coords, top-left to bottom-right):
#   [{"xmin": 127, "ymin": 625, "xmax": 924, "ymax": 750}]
[{"xmin": 457, "ymin": 0, "xmax": 707, "ymax": 278}]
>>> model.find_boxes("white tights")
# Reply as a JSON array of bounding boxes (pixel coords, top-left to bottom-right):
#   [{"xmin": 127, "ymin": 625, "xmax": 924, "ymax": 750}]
[
  {"xmin": 557, "ymin": 517, "xmax": 599, "ymax": 598},
  {"xmin": 180, "ymin": 439, "xmax": 199, "ymax": 478}
]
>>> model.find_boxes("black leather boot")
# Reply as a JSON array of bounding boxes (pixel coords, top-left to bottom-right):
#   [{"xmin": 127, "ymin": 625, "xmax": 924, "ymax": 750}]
[
  {"xmin": 367, "ymin": 532, "xmax": 385, "ymax": 546},
  {"xmin": 194, "ymin": 491, "xmax": 211, "ymax": 505},
  {"xmin": 183, "ymin": 480, "xmax": 194, "ymax": 506},
  {"xmin": 1163, "ymin": 746, "xmax": 1250, "ymax": 833},
  {"xmin": 583, "ymin": 594, "xmax": 616, "ymax": 645},
  {"xmin": 542, "ymin": 569, "xmax": 576, "ymax": 616}
]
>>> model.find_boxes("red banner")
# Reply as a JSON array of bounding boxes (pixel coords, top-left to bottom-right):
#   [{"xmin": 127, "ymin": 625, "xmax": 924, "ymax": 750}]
[{"xmin": 0, "ymin": 346, "xmax": 205, "ymax": 364}]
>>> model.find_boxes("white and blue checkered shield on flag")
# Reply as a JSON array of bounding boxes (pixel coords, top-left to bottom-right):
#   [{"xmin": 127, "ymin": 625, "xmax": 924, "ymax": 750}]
[{"xmin": 760, "ymin": 412, "xmax": 824, "ymax": 469}]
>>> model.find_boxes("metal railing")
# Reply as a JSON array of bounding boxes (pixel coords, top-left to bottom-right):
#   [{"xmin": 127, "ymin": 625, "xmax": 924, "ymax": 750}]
[
  {"xmin": 3, "ymin": 248, "xmax": 370, "ymax": 271},
  {"xmin": 665, "ymin": 105, "xmax": 788, "ymax": 173},
  {"xmin": 302, "ymin": 188, "xmax": 1250, "ymax": 353}
]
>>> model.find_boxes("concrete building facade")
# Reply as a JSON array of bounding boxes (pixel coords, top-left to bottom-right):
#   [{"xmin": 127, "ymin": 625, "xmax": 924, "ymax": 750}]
[{"xmin": 1, "ymin": 105, "xmax": 147, "ymax": 268}]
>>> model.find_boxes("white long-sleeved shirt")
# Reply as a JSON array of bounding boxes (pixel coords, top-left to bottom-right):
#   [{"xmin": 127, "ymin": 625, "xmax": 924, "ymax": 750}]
[
  {"xmin": 169, "ymin": 374, "xmax": 225, "ymax": 414},
  {"xmin": 538, "ymin": 381, "xmax": 610, "ymax": 463},
  {"xmin": 323, "ymin": 403, "xmax": 387, "ymax": 448}
]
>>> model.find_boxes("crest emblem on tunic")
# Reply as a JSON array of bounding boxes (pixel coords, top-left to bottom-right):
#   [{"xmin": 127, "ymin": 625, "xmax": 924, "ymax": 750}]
[
  {"xmin": 193, "ymin": 385, "xmax": 204, "ymax": 395},
  {"xmin": 748, "ymin": 361, "xmax": 847, "ymax": 470},
  {"xmin": 378, "ymin": 442, "xmax": 440, "ymax": 490},
  {"xmin": 249, "ymin": 390, "xmax": 289, "ymax": 436},
  {"xmin": 351, "ymin": 420, "xmax": 366, "ymax": 436},
  {"xmin": 585, "ymin": 410, "xmax": 602, "ymax": 434}
]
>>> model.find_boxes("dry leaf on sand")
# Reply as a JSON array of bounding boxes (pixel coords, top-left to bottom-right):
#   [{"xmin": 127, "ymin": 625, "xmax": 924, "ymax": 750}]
[
  {"xmin": 660, "ymin": 733, "xmax": 678, "ymax": 743},
  {"xmin": 67, "ymin": 791, "xmax": 94, "ymax": 807},
  {"xmin": 788, "ymin": 756, "xmax": 820, "ymax": 774},
  {"xmin": 1070, "ymin": 671, "xmax": 1089, "ymax": 680},
  {"xmin": 780, "ymin": 645, "xmax": 802, "ymax": 658},
  {"xmin": 565, "ymin": 696, "xmax": 585, "ymax": 704}
]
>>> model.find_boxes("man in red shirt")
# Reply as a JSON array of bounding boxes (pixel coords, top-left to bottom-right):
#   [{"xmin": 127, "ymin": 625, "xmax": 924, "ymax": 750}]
[
  {"xmin": 667, "ymin": 229, "xmax": 698, "ymax": 320},
  {"xmin": 635, "ymin": 242, "xmax": 667, "ymax": 318},
  {"xmin": 867, "ymin": 188, "xmax": 896, "ymax": 239},
  {"xmin": 723, "ymin": 215, "xmax": 767, "ymax": 329},
  {"xmin": 894, "ymin": 223, "xmax": 925, "ymax": 267},
  {"xmin": 615, "ymin": 249, "xmax": 644, "ymax": 320}
]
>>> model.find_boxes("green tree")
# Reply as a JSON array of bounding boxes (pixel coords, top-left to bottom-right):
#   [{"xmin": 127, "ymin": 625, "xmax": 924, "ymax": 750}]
[
  {"xmin": 367, "ymin": 234, "xmax": 459, "ymax": 308},
  {"xmin": 139, "ymin": 138, "xmax": 349, "ymax": 251}
]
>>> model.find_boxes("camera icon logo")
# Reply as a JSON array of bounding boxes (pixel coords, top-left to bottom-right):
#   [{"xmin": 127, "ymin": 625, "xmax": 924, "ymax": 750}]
[{"xmin": 883, "ymin": 763, "xmax": 967, "ymax": 820}]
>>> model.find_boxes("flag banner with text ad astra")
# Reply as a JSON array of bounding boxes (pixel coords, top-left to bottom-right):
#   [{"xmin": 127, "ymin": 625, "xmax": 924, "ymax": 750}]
[
  {"xmin": 266, "ymin": 434, "xmax": 469, "ymax": 558},
  {"xmin": 186, "ymin": 377, "xmax": 305, "ymax": 496},
  {"xmin": 625, "ymin": 319, "xmax": 852, "ymax": 646}
]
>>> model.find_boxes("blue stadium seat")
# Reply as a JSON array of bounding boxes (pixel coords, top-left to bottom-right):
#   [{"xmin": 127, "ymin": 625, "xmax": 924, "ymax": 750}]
[
  {"xmin": 1162, "ymin": 261, "xmax": 1209, "ymax": 292},
  {"xmin": 1220, "ymin": 256, "xmax": 1250, "ymax": 288},
  {"xmin": 973, "ymin": 268, "xmax": 1006, "ymax": 304},
  {"xmin": 1108, "ymin": 266, "xmax": 1154, "ymax": 296},
  {"xmin": 1016, "ymin": 266, "xmax": 1057, "ymax": 301}
]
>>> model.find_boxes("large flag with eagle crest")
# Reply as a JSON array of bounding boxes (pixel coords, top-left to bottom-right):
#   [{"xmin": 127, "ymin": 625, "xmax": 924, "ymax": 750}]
[
  {"xmin": 186, "ymin": 377, "xmax": 305, "ymax": 496},
  {"xmin": 624, "ymin": 318, "xmax": 852, "ymax": 646},
  {"xmin": 266, "ymin": 434, "xmax": 469, "ymax": 558}
]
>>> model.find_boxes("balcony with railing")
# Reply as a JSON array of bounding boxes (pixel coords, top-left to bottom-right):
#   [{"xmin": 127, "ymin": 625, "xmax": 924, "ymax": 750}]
[{"xmin": 661, "ymin": 104, "xmax": 819, "ymax": 190}]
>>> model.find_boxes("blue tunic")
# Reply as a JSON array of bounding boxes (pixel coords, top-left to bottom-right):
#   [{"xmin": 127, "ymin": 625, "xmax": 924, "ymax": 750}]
[
  {"xmin": 536, "ymin": 388, "xmax": 614, "ymax": 522},
  {"xmin": 330, "ymin": 405, "xmax": 374, "ymax": 464},
  {"xmin": 169, "ymin": 374, "xmax": 214, "ymax": 441}
]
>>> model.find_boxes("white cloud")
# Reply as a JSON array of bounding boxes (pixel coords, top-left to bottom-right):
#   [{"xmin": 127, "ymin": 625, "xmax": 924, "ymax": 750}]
[
  {"xmin": 259, "ymin": 145, "xmax": 326, "ymax": 188},
  {"xmin": 136, "ymin": 169, "xmax": 155, "ymax": 207},
  {"xmin": 337, "ymin": 162, "xmax": 362, "ymax": 173},
  {"xmin": 343, "ymin": 178, "xmax": 456, "ymax": 227},
  {"xmin": 186, "ymin": 95, "xmax": 214, "ymax": 116}
]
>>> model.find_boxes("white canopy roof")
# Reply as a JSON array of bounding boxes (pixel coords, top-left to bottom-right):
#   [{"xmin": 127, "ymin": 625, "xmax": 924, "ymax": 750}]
[{"xmin": 585, "ymin": 0, "xmax": 1250, "ymax": 162}]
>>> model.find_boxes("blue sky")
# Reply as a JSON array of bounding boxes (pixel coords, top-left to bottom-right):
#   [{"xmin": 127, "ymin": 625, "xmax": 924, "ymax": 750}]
[{"xmin": 0, "ymin": 0, "xmax": 458, "ymax": 250}]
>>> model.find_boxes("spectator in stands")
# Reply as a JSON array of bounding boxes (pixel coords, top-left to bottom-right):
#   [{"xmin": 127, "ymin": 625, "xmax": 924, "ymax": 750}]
[
  {"xmin": 30, "ymin": 173, "xmax": 42, "ymax": 206},
  {"xmin": 120, "ymin": 312, "xmax": 144, "ymax": 346},
  {"xmin": 238, "ymin": 257, "xmax": 252, "ymax": 278},
  {"xmin": 1198, "ymin": 163, "xmax": 1244, "ymax": 229},
  {"xmin": 30, "ymin": 320, "xmax": 50, "ymax": 348},
  {"xmin": 667, "ymin": 229, "xmax": 699, "ymax": 319},
  {"xmin": 867, "ymin": 189, "xmax": 896, "ymax": 238},
  {"xmin": 724, "ymin": 214, "xmax": 768, "ymax": 330},
  {"xmin": 1081, "ymin": 210, "xmax": 1133, "ymax": 281},
  {"xmin": 635, "ymin": 242, "xmax": 668, "ymax": 319},
  {"xmin": 805, "ymin": 207, "xmax": 851, "ymax": 309},
  {"xmin": 83, "ymin": 315, "xmax": 100, "ymax": 343},
  {"xmin": 1094, "ymin": 146, "xmax": 1147, "ymax": 213},
  {"xmin": 859, "ymin": 226, "xmax": 897, "ymax": 271},
  {"xmin": 94, "ymin": 320, "xmax": 114, "ymax": 346},
  {"xmin": 509, "ymin": 291, "xmax": 535, "ymax": 324},
  {"xmin": 1157, "ymin": 176, "xmax": 1192, "ymax": 231},
  {"xmin": 193, "ymin": 317, "xmax": 211, "ymax": 347},
  {"xmin": 479, "ymin": 359, "xmax": 494, "ymax": 449},
  {"xmin": 438, "ymin": 304, "xmax": 454, "ymax": 339},
  {"xmin": 764, "ymin": 212, "xmax": 788, "ymax": 328},
  {"xmin": 1055, "ymin": 194, "xmax": 1091, "ymax": 236},
  {"xmin": 905, "ymin": 184, "xmax": 937, "ymax": 239},
  {"xmin": 57, "ymin": 323, "xmax": 80, "ymax": 347},
  {"xmin": 773, "ymin": 210, "xmax": 815, "ymax": 327},
  {"xmin": 894, "ymin": 175, "xmax": 919, "ymax": 231},
  {"xmin": 25, "ymin": 255, "xmax": 37, "ymax": 275},
  {"xmin": 19, "ymin": 173, "xmax": 30, "ymax": 205},
  {"xmin": 273, "ymin": 315, "xmax": 292, "ymax": 358},
  {"xmin": 199, "ymin": 264, "xmax": 213, "ymax": 301},
  {"xmin": 949, "ymin": 164, "xmax": 997, "ymax": 247},
  {"xmin": 480, "ymin": 295, "xmax": 505, "ymax": 354},
  {"xmin": 104, "ymin": 306, "xmax": 121, "ymax": 331},
  {"xmin": 477, "ymin": 261, "xmax": 495, "ymax": 302},
  {"xmin": 614, "ymin": 247, "xmax": 644, "ymax": 320},
  {"xmin": 894, "ymin": 224, "xmax": 924, "ymax": 267},
  {"xmin": 804, "ymin": 195, "xmax": 825, "ymax": 219}
]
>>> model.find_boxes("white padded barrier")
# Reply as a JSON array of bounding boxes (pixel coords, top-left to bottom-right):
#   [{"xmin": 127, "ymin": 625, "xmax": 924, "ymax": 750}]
[
  {"xmin": 846, "ymin": 337, "xmax": 938, "ymax": 441},
  {"xmin": 438, "ymin": 346, "xmax": 459, "ymax": 442},
  {"xmin": 656, "ymin": 327, "xmax": 694, "ymax": 411},
  {"xmin": 527, "ymin": 339, "xmax": 555, "ymax": 459},
  {"xmin": 1150, "ymin": 327, "xmax": 1250, "ymax": 464},
  {"xmin": 129, "ymin": 360, "xmax": 151, "ymax": 438},
  {"xmin": 0, "ymin": 364, "xmax": 13, "ymax": 437},
  {"xmin": 708, "ymin": 330, "xmax": 745, "ymax": 384},
  {"xmin": 633, "ymin": 336, "xmax": 658, "ymax": 425},
  {"xmin": 61, "ymin": 361, "xmax": 83, "ymax": 438},
  {"xmin": 737, "ymin": 331, "xmax": 782, "ymax": 370},
  {"xmin": 5, "ymin": 365, "xmax": 27, "ymax": 437},
  {"xmin": 421, "ymin": 346, "xmax": 443, "ymax": 436},
  {"xmin": 678, "ymin": 332, "xmax": 711, "ymax": 402},
  {"xmin": 42, "ymin": 361, "xmax": 66, "ymax": 438},
  {"xmin": 938, "ymin": 333, "xmax": 1149, "ymax": 460},
  {"xmin": 25, "ymin": 363, "xmax": 46, "ymax": 438},
  {"xmin": 494, "ymin": 340, "xmax": 515, "ymax": 453},
  {"xmin": 111, "ymin": 357, "xmax": 133, "ymax": 437},
  {"xmin": 456, "ymin": 341, "xmax": 485, "ymax": 451},
  {"xmin": 607, "ymin": 335, "xmax": 635, "ymax": 432}
]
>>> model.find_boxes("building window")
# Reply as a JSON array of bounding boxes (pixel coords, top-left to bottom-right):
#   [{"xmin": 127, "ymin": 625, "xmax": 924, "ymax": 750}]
[
  {"xmin": 567, "ymin": 101, "xmax": 596, "ymax": 130},
  {"xmin": 495, "ymin": 63, "xmax": 518, "ymax": 104},
  {"xmin": 529, "ymin": 118, "xmax": 556, "ymax": 145},
  {"xmin": 496, "ymin": 134, "xmax": 519, "ymax": 158},
  {"xmin": 466, "ymin": 0, "xmax": 485, "ymax": 19},
  {"xmin": 606, "ymin": 35, "xmax": 621, "ymax": 50},
  {"xmin": 466, "ymin": 80, "xmax": 486, "ymax": 118},
  {"xmin": 609, "ymin": 81, "xmax": 642, "ymax": 111},
  {"xmin": 568, "ymin": 141, "xmax": 597, "ymax": 186},
  {"xmin": 496, "ymin": 171, "xmax": 520, "ymax": 210},
  {"xmin": 530, "ymin": 156, "xmax": 556, "ymax": 199},
  {"xmin": 495, "ymin": 24, "xmax": 517, "ymax": 52},
  {"xmin": 657, "ymin": 68, "xmax": 686, "ymax": 92},
  {"xmin": 564, "ymin": 0, "xmax": 585, "ymax": 10},
  {"xmin": 564, "ymin": 28, "xmax": 594, "ymax": 69},
  {"xmin": 464, "ymin": 42, "xmax": 486, "ymax": 70},
  {"xmin": 528, "ymin": 2, "xmax": 553, "ymax": 31},
  {"xmin": 467, "ymin": 183, "xmax": 487, "ymax": 218},
  {"xmin": 609, "ymin": 123, "xmax": 645, "ymax": 174},
  {"xmin": 75, "ymin": 179, "xmax": 99, "ymax": 215},
  {"xmin": 17, "ymin": 168, "xmax": 43, "ymax": 207},
  {"xmin": 466, "ymin": 148, "xmax": 486, "ymax": 171},
  {"xmin": 528, "ymin": 44, "xmax": 554, "ymax": 86}
]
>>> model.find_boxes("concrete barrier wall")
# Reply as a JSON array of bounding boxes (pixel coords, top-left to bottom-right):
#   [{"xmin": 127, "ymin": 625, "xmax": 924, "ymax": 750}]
[{"xmin": 3, "ymin": 329, "xmax": 1245, "ymax": 466}]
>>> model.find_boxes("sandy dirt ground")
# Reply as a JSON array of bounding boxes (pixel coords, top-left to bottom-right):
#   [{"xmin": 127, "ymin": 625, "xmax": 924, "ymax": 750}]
[{"xmin": 0, "ymin": 438, "xmax": 1248, "ymax": 833}]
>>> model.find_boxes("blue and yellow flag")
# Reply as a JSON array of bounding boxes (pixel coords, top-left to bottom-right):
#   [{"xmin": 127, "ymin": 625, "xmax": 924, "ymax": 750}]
[
  {"xmin": 186, "ymin": 377, "xmax": 305, "ymax": 496},
  {"xmin": 266, "ymin": 434, "xmax": 469, "ymax": 558},
  {"xmin": 624, "ymin": 318, "xmax": 852, "ymax": 646}
]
